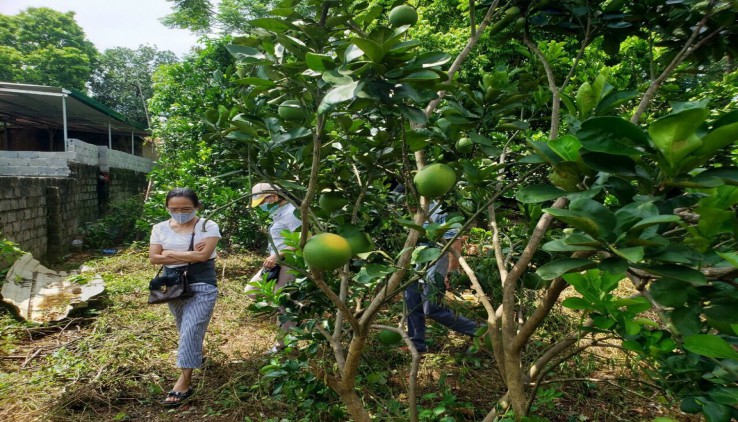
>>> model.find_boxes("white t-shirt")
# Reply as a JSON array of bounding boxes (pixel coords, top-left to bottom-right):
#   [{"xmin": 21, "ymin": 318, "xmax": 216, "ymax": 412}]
[{"xmin": 150, "ymin": 218, "xmax": 221, "ymax": 268}]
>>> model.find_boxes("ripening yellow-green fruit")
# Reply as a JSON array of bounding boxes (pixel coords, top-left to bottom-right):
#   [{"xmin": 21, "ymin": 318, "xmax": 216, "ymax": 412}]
[{"xmin": 303, "ymin": 233, "xmax": 353, "ymax": 271}]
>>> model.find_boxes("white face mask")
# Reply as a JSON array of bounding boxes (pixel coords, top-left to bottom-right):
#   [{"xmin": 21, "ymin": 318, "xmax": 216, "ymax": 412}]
[{"xmin": 169, "ymin": 210, "xmax": 197, "ymax": 224}]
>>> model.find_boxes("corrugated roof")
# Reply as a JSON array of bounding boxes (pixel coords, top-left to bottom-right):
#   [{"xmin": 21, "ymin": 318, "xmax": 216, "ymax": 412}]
[{"xmin": 0, "ymin": 82, "xmax": 149, "ymax": 136}]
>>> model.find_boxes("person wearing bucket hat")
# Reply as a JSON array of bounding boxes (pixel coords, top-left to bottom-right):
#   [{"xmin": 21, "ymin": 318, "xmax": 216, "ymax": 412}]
[{"xmin": 247, "ymin": 182, "xmax": 302, "ymax": 353}]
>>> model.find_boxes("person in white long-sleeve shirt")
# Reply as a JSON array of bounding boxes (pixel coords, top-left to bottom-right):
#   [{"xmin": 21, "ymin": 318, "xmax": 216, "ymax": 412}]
[{"xmin": 246, "ymin": 182, "xmax": 302, "ymax": 353}]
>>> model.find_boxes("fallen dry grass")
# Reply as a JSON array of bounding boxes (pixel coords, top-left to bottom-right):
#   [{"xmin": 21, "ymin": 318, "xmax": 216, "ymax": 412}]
[{"xmin": 0, "ymin": 246, "xmax": 697, "ymax": 421}]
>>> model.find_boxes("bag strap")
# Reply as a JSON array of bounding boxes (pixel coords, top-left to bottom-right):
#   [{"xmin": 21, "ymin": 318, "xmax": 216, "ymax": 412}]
[{"xmin": 183, "ymin": 218, "xmax": 199, "ymax": 273}]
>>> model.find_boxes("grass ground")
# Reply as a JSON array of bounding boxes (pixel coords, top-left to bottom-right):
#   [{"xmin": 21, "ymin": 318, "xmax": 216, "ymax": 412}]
[{"xmin": 0, "ymin": 246, "xmax": 697, "ymax": 421}]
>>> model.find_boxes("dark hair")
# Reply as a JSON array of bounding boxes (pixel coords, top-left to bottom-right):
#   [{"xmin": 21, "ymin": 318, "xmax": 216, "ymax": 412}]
[{"xmin": 166, "ymin": 188, "xmax": 200, "ymax": 207}]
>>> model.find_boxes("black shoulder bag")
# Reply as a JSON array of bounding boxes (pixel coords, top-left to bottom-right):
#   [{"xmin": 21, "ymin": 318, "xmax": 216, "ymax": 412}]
[{"xmin": 147, "ymin": 220, "xmax": 198, "ymax": 304}]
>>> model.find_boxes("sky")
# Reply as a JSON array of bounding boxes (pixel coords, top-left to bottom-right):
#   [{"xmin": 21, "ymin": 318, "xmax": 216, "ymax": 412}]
[{"xmin": 0, "ymin": 0, "xmax": 201, "ymax": 57}]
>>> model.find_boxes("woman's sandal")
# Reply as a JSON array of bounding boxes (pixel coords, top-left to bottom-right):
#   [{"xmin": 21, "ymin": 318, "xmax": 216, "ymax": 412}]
[{"xmin": 161, "ymin": 388, "xmax": 193, "ymax": 407}]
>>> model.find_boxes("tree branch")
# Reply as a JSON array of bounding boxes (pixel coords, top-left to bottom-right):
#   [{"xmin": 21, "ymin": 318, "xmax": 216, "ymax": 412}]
[
  {"xmin": 630, "ymin": 10, "xmax": 718, "ymax": 123},
  {"xmin": 424, "ymin": 0, "xmax": 502, "ymax": 116},
  {"xmin": 523, "ymin": 35, "xmax": 560, "ymax": 139}
]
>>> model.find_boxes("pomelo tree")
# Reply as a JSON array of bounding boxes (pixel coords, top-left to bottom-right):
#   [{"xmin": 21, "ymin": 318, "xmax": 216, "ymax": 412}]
[{"xmin": 161, "ymin": 0, "xmax": 738, "ymax": 420}]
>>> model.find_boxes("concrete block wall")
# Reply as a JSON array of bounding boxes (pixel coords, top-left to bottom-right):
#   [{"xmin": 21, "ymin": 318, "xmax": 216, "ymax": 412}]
[
  {"xmin": 0, "ymin": 139, "xmax": 153, "ymax": 176},
  {"xmin": 0, "ymin": 151, "xmax": 74, "ymax": 176},
  {"xmin": 67, "ymin": 138, "xmax": 99, "ymax": 167},
  {"xmin": 0, "ymin": 163, "xmax": 148, "ymax": 264},
  {"xmin": 104, "ymin": 148, "xmax": 152, "ymax": 173}
]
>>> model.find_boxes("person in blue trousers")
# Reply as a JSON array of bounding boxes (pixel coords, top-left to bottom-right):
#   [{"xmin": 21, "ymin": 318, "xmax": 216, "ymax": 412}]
[{"xmin": 404, "ymin": 201, "xmax": 483, "ymax": 353}]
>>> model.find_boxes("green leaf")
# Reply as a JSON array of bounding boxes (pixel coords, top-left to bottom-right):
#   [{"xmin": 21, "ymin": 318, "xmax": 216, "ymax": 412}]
[
  {"xmin": 705, "ymin": 304, "xmax": 738, "ymax": 324},
  {"xmin": 249, "ymin": 18, "xmax": 294, "ymax": 32},
  {"xmin": 595, "ymin": 90, "xmax": 638, "ymax": 114},
  {"xmin": 516, "ymin": 184, "xmax": 566, "ymax": 203},
  {"xmin": 387, "ymin": 40, "xmax": 422, "ymax": 53},
  {"xmin": 236, "ymin": 77, "xmax": 275, "ymax": 88},
  {"xmin": 305, "ymin": 52, "xmax": 334, "ymax": 72},
  {"xmin": 322, "ymin": 70, "xmax": 353, "ymax": 85},
  {"xmin": 638, "ymin": 264, "xmax": 706, "ymax": 286},
  {"xmin": 411, "ymin": 52, "xmax": 452, "ymax": 68},
  {"xmin": 226, "ymin": 45, "xmax": 266, "ymax": 63},
  {"xmin": 629, "ymin": 215, "xmax": 681, "ymax": 231},
  {"xmin": 695, "ymin": 167, "xmax": 738, "ymax": 186},
  {"xmin": 398, "ymin": 105, "xmax": 427, "ymax": 124},
  {"xmin": 708, "ymin": 387, "xmax": 738, "ymax": 405},
  {"xmin": 547, "ymin": 135, "xmax": 581, "ymax": 162},
  {"xmin": 412, "ymin": 247, "xmax": 441, "ymax": 265},
  {"xmin": 344, "ymin": 44, "xmax": 364, "ymax": 63},
  {"xmin": 562, "ymin": 297, "xmax": 593, "ymax": 310},
  {"xmin": 683, "ymin": 334, "xmax": 738, "ymax": 359},
  {"xmin": 580, "ymin": 152, "xmax": 637, "ymax": 176},
  {"xmin": 610, "ymin": 246, "xmax": 644, "ymax": 263},
  {"xmin": 648, "ymin": 108, "xmax": 708, "ymax": 168},
  {"xmin": 650, "ymin": 278, "xmax": 692, "ymax": 307},
  {"xmin": 318, "ymin": 81, "xmax": 359, "ymax": 114},
  {"xmin": 402, "ymin": 70, "xmax": 442, "ymax": 81},
  {"xmin": 691, "ymin": 122, "xmax": 738, "ymax": 159},
  {"xmin": 536, "ymin": 258, "xmax": 596, "ymax": 280},
  {"xmin": 717, "ymin": 252, "xmax": 738, "ymax": 268},
  {"xmin": 545, "ymin": 198, "xmax": 617, "ymax": 241},
  {"xmin": 575, "ymin": 81, "xmax": 596, "ymax": 117},
  {"xmin": 703, "ymin": 403, "xmax": 734, "ymax": 422},
  {"xmin": 670, "ymin": 307, "xmax": 701, "ymax": 336},
  {"xmin": 542, "ymin": 239, "xmax": 599, "ymax": 252},
  {"xmin": 351, "ymin": 37, "xmax": 385, "ymax": 63},
  {"xmin": 599, "ymin": 257, "xmax": 628, "ymax": 274},
  {"xmin": 354, "ymin": 264, "xmax": 394, "ymax": 284},
  {"xmin": 578, "ymin": 117, "xmax": 649, "ymax": 155}
]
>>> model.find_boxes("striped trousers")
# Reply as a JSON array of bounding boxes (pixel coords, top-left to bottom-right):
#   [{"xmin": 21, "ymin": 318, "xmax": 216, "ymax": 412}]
[{"xmin": 168, "ymin": 283, "xmax": 217, "ymax": 368}]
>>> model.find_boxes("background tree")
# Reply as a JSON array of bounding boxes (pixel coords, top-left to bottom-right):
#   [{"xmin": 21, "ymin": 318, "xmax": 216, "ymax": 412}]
[
  {"xmin": 0, "ymin": 7, "xmax": 98, "ymax": 90},
  {"xmin": 162, "ymin": 0, "xmax": 275, "ymax": 34},
  {"xmin": 89, "ymin": 45, "xmax": 178, "ymax": 126},
  {"xmin": 146, "ymin": 37, "xmax": 263, "ymax": 249}
]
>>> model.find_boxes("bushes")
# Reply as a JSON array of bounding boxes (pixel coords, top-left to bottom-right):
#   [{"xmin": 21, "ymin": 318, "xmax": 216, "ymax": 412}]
[{"xmin": 79, "ymin": 197, "xmax": 148, "ymax": 249}]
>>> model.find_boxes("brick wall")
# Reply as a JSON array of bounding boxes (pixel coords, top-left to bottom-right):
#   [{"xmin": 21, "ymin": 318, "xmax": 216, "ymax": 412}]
[{"xmin": 0, "ymin": 164, "xmax": 148, "ymax": 264}]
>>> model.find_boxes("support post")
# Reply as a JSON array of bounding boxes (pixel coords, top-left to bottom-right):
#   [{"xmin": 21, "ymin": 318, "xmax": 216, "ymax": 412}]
[
  {"xmin": 108, "ymin": 122, "xmax": 112, "ymax": 148},
  {"xmin": 131, "ymin": 131, "xmax": 134, "ymax": 155},
  {"xmin": 62, "ymin": 95, "xmax": 68, "ymax": 151}
]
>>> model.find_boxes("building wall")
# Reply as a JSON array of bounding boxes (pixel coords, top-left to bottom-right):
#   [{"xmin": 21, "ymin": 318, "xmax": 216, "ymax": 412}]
[{"xmin": 0, "ymin": 139, "xmax": 150, "ymax": 263}]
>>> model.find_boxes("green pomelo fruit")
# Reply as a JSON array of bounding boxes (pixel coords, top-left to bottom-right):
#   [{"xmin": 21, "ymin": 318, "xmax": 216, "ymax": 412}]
[
  {"xmin": 278, "ymin": 100, "xmax": 305, "ymax": 121},
  {"xmin": 344, "ymin": 231, "xmax": 373, "ymax": 255},
  {"xmin": 679, "ymin": 397, "xmax": 701, "ymax": 414},
  {"xmin": 414, "ymin": 163, "xmax": 456, "ymax": 198},
  {"xmin": 319, "ymin": 191, "xmax": 348, "ymax": 212},
  {"xmin": 377, "ymin": 329, "xmax": 403, "ymax": 345},
  {"xmin": 338, "ymin": 224, "xmax": 373, "ymax": 255},
  {"xmin": 456, "ymin": 137, "xmax": 473, "ymax": 153},
  {"xmin": 389, "ymin": 5, "xmax": 418, "ymax": 27},
  {"xmin": 303, "ymin": 233, "xmax": 352, "ymax": 271}
]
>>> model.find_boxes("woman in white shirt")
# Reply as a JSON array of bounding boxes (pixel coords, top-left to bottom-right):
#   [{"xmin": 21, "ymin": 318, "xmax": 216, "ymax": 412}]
[{"xmin": 149, "ymin": 188, "xmax": 221, "ymax": 406}]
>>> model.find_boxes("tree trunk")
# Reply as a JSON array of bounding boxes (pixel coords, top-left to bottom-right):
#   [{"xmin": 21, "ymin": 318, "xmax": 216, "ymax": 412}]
[{"xmin": 337, "ymin": 383, "xmax": 371, "ymax": 422}]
